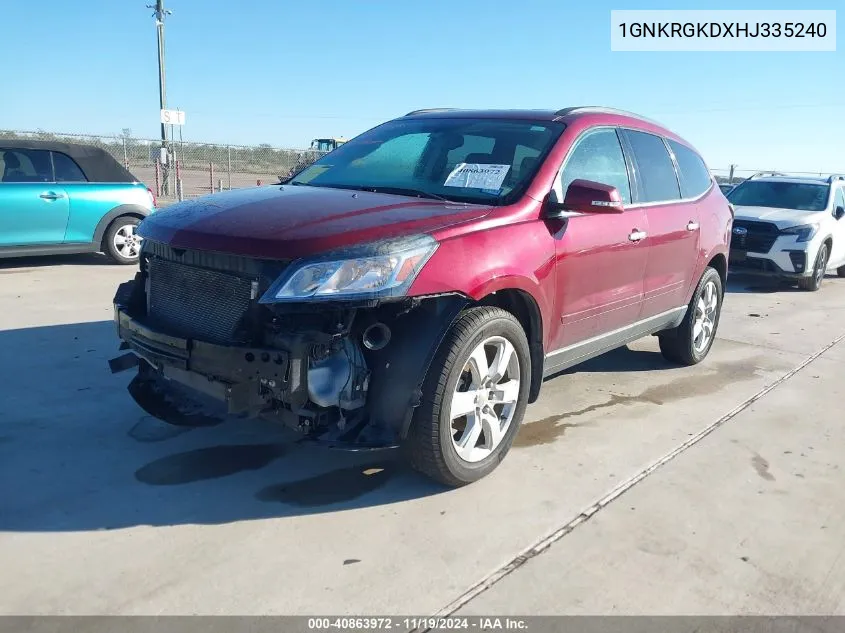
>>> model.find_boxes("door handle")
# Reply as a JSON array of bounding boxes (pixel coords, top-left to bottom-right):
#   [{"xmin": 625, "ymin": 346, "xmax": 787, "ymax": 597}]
[
  {"xmin": 628, "ymin": 230, "xmax": 647, "ymax": 242},
  {"xmin": 39, "ymin": 192, "xmax": 64, "ymax": 200},
  {"xmin": 686, "ymin": 221, "xmax": 700, "ymax": 231}
]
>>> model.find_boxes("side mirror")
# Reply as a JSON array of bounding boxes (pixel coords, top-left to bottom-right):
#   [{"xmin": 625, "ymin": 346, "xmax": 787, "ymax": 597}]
[
  {"xmin": 542, "ymin": 179, "xmax": 625, "ymax": 219},
  {"xmin": 835, "ymin": 206, "xmax": 845, "ymax": 220}
]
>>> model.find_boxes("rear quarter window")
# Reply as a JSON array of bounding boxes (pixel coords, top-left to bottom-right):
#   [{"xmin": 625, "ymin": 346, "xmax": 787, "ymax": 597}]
[
  {"xmin": 667, "ymin": 140, "xmax": 712, "ymax": 198},
  {"xmin": 52, "ymin": 151, "xmax": 87, "ymax": 182}
]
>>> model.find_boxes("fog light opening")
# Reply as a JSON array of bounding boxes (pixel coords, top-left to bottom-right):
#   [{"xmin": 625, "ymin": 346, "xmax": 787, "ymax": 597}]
[{"xmin": 362, "ymin": 323, "xmax": 391, "ymax": 351}]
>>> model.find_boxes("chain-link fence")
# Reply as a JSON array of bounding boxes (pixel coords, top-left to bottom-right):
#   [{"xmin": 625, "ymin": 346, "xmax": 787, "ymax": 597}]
[
  {"xmin": 3, "ymin": 129, "xmax": 841, "ymax": 202},
  {"xmin": 0, "ymin": 129, "xmax": 326, "ymax": 205}
]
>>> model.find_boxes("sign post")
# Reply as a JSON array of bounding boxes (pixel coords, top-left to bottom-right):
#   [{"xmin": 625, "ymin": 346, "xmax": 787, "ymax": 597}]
[{"xmin": 159, "ymin": 109, "xmax": 186, "ymax": 199}]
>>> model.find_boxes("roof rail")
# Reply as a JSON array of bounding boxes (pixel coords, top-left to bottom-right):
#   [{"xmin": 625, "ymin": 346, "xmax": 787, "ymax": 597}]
[
  {"xmin": 404, "ymin": 108, "xmax": 460, "ymax": 116},
  {"xmin": 747, "ymin": 171, "xmax": 789, "ymax": 180},
  {"xmin": 828, "ymin": 174, "xmax": 845, "ymax": 183},
  {"xmin": 553, "ymin": 106, "xmax": 665, "ymax": 127}
]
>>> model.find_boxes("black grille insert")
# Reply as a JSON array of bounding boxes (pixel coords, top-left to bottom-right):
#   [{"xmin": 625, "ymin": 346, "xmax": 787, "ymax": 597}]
[
  {"xmin": 731, "ymin": 220, "xmax": 779, "ymax": 253},
  {"xmin": 146, "ymin": 257, "xmax": 256, "ymax": 344}
]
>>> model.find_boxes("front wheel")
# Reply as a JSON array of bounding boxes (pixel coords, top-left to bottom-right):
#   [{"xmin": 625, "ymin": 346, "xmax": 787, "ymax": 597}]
[
  {"xmin": 406, "ymin": 307, "xmax": 531, "ymax": 487},
  {"xmin": 799, "ymin": 243, "xmax": 829, "ymax": 291},
  {"xmin": 659, "ymin": 267, "xmax": 723, "ymax": 366},
  {"xmin": 104, "ymin": 217, "xmax": 142, "ymax": 265}
]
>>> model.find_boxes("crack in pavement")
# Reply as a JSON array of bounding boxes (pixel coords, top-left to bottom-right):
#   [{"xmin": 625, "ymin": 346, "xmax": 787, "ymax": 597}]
[{"xmin": 413, "ymin": 332, "xmax": 845, "ymax": 632}]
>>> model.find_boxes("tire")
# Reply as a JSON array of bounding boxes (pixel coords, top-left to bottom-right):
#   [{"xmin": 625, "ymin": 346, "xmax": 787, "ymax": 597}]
[
  {"xmin": 659, "ymin": 267, "xmax": 723, "ymax": 366},
  {"xmin": 405, "ymin": 306, "xmax": 531, "ymax": 487},
  {"xmin": 838, "ymin": 265, "xmax": 845, "ymax": 279},
  {"xmin": 104, "ymin": 216, "xmax": 142, "ymax": 265},
  {"xmin": 798, "ymin": 243, "xmax": 829, "ymax": 291}
]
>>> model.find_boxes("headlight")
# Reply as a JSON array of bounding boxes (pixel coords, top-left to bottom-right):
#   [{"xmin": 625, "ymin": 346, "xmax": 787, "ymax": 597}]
[
  {"xmin": 260, "ymin": 235, "xmax": 438, "ymax": 302},
  {"xmin": 780, "ymin": 224, "xmax": 819, "ymax": 242}
]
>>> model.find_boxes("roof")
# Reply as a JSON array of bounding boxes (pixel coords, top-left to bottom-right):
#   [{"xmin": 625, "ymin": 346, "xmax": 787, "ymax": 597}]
[
  {"xmin": 404, "ymin": 108, "xmax": 561, "ymax": 121},
  {"xmin": 745, "ymin": 175, "xmax": 832, "ymax": 186},
  {"xmin": 403, "ymin": 106, "xmax": 667, "ymax": 127},
  {"xmin": 0, "ymin": 138, "xmax": 138, "ymax": 183}
]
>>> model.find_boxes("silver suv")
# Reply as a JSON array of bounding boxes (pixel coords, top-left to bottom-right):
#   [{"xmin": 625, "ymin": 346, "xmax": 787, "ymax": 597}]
[{"xmin": 727, "ymin": 173, "xmax": 845, "ymax": 290}]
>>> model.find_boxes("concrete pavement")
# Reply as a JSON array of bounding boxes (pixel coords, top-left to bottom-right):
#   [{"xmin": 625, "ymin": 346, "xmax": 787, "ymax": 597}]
[
  {"xmin": 458, "ymin": 339, "xmax": 845, "ymax": 615},
  {"xmin": 1, "ymin": 254, "xmax": 843, "ymax": 616}
]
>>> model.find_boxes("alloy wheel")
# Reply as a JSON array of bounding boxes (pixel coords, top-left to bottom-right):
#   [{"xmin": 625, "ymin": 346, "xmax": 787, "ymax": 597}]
[
  {"xmin": 113, "ymin": 224, "xmax": 142, "ymax": 260},
  {"xmin": 449, "ymin": 336, "xmax": 521, "ymax": 463},
  {"xmin": 692, "ymin": 280, "xmax": 719, "ymax": 354}
]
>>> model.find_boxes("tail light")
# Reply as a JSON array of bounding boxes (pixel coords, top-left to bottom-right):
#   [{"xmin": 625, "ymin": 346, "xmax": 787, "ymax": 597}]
[{"xmin": 147, "ymin": 187, "xmax": 157, "ymax": 208}]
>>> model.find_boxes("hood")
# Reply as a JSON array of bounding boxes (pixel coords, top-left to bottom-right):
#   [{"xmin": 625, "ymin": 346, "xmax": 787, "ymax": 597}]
[
  {"xmin": 138, "ymin": 185, "xmax": 493, "ymax": 259},
  {"xmin": 733, "ymin": 205, "xmax": 824, "ymax": 229}
]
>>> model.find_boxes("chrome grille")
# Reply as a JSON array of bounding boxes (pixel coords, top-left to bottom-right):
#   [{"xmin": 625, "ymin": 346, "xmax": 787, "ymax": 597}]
[{"xmin": 146, "ymin": 257, "xmax": 256, "ymax": 344}]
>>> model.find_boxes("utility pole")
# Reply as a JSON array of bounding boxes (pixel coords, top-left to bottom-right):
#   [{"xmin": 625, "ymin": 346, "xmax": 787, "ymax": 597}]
[{"xmin": 148, "ymin": 0, "xmax": 172, "ymax": 194}]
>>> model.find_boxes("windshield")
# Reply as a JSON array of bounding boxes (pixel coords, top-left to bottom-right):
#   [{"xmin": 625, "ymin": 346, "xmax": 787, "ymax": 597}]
[
  {"xmin": 290, "ymin": 118, "xmax": 566, "ymax": 205},
  {"xmin": 727, "ymin": 180, "xmax": 830, "ymax": 211}
]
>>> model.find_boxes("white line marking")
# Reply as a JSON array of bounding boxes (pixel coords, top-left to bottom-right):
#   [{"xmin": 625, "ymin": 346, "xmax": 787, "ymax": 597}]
[{"xmin": 419, "ymin": 332, "xmax": 845, "ymax": 629}]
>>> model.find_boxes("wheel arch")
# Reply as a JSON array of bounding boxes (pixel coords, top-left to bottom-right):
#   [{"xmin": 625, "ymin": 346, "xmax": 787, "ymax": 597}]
[
  {"xmin": 820, "ymin": 235, "xmax": 834, "ymax": 272},
  {"xmin": 366, "ymin": 284, "xmax": 547, "ymax": 441},
  {"xmin": 707, "ymin": 252, "xmax": 727, "ymax": 291},
  {"xmin": 94, "ymin": 205, "xmax": 151, "ymax": 251},
  {"xmin": 475, "ymin": 288, "xmax": 545, "ymax": 403}
]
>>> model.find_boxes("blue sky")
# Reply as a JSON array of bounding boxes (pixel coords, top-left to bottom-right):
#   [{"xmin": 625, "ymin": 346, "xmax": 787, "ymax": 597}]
[{"xmin": 2, "ymin": 0, "xmax": 842, "ymax": 173}]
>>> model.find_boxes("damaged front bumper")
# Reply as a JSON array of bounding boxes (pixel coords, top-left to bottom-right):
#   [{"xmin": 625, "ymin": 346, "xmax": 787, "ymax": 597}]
[
  {"xmin": 112, "ymin": 303, "xmax": 377, "ymax": 443},
  {"xmin": 114, "ymin": 307, "xmax": 296, "ymax": 414},
  {"xmin": 110, "ymin": 274, "xmax": 469, "ymax": 449}
]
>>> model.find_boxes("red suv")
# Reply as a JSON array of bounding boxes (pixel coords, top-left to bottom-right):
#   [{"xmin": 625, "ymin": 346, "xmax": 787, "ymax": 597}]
[{"xmin": 111, "ymin": 107, "xmax": 732, "ymax": 487}]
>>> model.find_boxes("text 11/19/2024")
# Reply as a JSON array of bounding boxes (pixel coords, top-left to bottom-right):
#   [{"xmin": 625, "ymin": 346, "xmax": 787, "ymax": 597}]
[{"xmin": 307, "ymin": 616, "xmax": 529, "ymax": 631}]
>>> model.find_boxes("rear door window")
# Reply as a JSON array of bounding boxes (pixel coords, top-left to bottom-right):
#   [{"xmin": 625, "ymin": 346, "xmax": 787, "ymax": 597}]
[
  {"xmin": 558, "ymin": 128, "xmax": 632, "ymax": 203},
  {"xmin": 667, "ymin": 140, "xmax": 712, "ymax": 198},
  {"xmin": 1, "ymin": 149, "xmax": 53, "ymax": 183},
  {"xmin": 52, "ymin": 152, "xmax": 87, "ymax": 182},
  {"xmin": 624, "ymin": 130, "xmax": 682, "ymax": 203}
]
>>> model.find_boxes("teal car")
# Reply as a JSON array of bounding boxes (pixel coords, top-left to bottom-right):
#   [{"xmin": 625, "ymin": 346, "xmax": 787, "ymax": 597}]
[{"xmin": 0, "ymin": 140, "xmax": 157, "ymax": 264}]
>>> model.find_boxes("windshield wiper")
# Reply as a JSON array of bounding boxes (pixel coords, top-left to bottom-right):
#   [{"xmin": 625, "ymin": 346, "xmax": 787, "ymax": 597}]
[
  {"xmin": 289, "ymin": 182, "xmax": 462, "ymax": 204},
  {"xmin": 355, "ymin": 186, "xmax": 454, "ymax": 203}
]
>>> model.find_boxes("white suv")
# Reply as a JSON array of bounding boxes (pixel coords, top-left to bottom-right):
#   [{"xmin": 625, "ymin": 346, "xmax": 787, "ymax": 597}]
[{"xmin": 727, "ymin": 174, "xmax": 845, "ymax": 290}]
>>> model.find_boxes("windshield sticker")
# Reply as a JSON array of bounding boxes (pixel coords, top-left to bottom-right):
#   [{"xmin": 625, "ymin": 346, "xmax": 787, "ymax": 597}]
[
  {"xmin": 444, "ymin": 163, "xmax": 510, "ymax": 190},
  {"xmin": 294, "ymin": 165, "xmax": 331, "ymax": 183}
]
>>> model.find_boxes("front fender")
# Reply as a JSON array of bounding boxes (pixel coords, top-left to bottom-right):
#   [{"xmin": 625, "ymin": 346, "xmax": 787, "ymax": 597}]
[
  {"xmin": 408, "ymin": 221, "xmax": 557, "ymax": 349},
  {"xmin": 365, "ymin": 294, "xmax": 470, "ymax": 439},
  {"xmin": 468, "ymin": 274, "xmax": 552, "ymax": 318}
]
